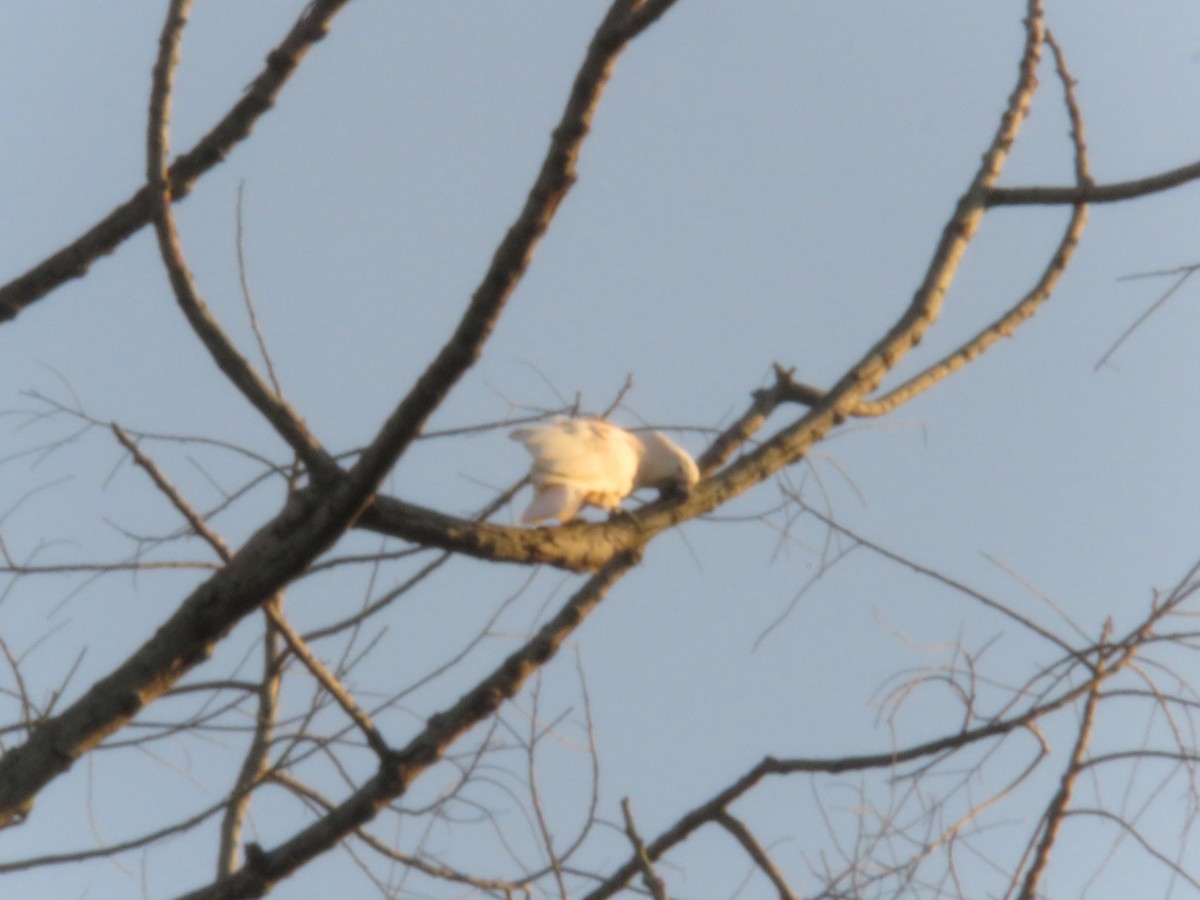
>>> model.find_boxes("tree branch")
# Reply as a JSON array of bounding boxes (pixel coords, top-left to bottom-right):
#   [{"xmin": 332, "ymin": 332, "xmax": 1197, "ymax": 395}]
[
  {"xmin": 0, "ymin": 0, "xmax": 352, "ymax": 325},
  {"xmin": 144, "ymin": 0, "xmax": 336, "ymax": 480},
  {"xmin": 1015, "ymin": 622, "xmax": 1111, "ymax": 900},
  {"xmin": 854, "ymin": 28, "xmax": 1090, "ymax": 417},
  {"xmin": 986, "ymin": 157, "xmax": 1200, "ymax": 207},
  {"xmin": 343, "ymin": 0, "xmax": 670, "ymax": 496},
  {"xmin": 175, "ymin": 550, "xmax": 640, "ymax": 899},
  {"xmin": 0, "ymin": 0, "xmax": 679, "ymax": 830},
  {"xmin": 714, "ymin": 812, "xmax": 796, "ymax": 900}
]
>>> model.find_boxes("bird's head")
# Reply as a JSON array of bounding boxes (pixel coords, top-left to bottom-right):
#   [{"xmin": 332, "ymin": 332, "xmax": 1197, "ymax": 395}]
[{"xmin": 635, "ymin": 430, "xmax": 700, "ymax": 499}]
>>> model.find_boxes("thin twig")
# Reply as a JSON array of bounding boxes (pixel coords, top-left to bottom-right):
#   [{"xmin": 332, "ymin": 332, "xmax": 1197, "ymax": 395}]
[{"xmin": 621, "ymin": 798, "xmax": 668, "ymax": 900}]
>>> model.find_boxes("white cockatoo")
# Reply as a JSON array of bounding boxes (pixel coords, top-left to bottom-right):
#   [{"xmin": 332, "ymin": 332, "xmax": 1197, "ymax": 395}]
[{"xmin": 509, "ymin": 417, "xmax": 700, "ymax": 525}]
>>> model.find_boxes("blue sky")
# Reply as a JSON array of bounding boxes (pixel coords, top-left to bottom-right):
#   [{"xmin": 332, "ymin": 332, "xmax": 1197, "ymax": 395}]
[{"xmin": 2, "ymin": 3, "xmax": 1200, "ymax": 897}]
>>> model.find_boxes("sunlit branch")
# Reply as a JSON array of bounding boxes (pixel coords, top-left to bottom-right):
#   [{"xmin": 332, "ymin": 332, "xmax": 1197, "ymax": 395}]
[
  {"xmin": 653, "ymin": 0, "xmax": 1047, "ymax": 534},
  {"xmin": 855, "ymin": 32, "xmax": 1090, "ymax": 417},
  {"xmin": 1013, "ymin": 622, "xmax": 1111, "ymax": 899}
]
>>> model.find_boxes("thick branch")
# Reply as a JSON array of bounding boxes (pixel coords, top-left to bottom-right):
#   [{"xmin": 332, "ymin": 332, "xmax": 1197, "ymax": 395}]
[
  {"xmin": 357, "ymin": 495, "xmax": 641, "ymax": 573},
  {"xmin": 0, "ymin": 0, "xmax": 676, "ymax": 834},
  {"xmin": 358, "ymin": 1, "xmax": 1051, "ymax": 578},
  {"xmin": 585, "ymin": 0, "xmax": 1046, "ymax": 539},
  {"xmin": 344, "ymin": 0, "xmax": 659, "ymax": 495}
]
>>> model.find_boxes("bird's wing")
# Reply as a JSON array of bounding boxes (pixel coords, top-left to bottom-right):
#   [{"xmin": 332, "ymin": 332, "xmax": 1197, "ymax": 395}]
[{"xmin": 511, "ymin": 418, "xmax": 642, "ymax": 496}]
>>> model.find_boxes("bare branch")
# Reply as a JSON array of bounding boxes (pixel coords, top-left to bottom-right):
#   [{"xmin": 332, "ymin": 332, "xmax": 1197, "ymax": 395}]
[
  {"xmin": 233, "ymin": 182, "xmax": 284, "ymax": 397},
  {"xmin": 1096, "ymin": 263, "xmax": 1200, "ymax": 370},
  {"xmin": 715, "ymin": 812, "xmax": 797, "ymax": 900},
  {"xmin": 112, "ymin": 424, "xmax": 231, "ymax": 561},
  {"xmin": 1014, "ymin": 622, "xmax": 1112, "ymax": 899},
  {"xmin": 175, "ymin": 550, "xmax": 639, "ymax": 899},
  {"xmin": 0, "ymin": 797, "xmax": 228, "ymax": 873},
  {"xmin": 144, "ymin": 1, "xmax": 335, "ymax": 480},
  {"xmin": 261, "ymin": 601, "xmax": 391, "ymax": 759},
  {"xmin": 854, "ymin": 29, "xmax": 1090, "ymax": 417},
  {"xmin": 622, "ymin": 798, "xmax": 668, "ymax": 900},
  {"xmin": 986, "ymin": 157, "xmax": 1200, "ymax": 207},
  {"xmin": 651, "ymin": 0, "xmax": 1047, "ymax": 532},
  {"xmin": 0, "ymin": 0, "xmax": 353, "ymax": 324},
  {"xmin": 216, "ymin": 619, "xmax": 280, "ymax": 876},
  {"xmin": 343, "ymin": 0, "xmax": 682, "ymax": 499}
]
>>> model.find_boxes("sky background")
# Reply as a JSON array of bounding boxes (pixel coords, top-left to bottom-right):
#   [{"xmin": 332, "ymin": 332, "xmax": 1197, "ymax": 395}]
[{"xmin": 2, "ymin": 2, "xmax": 1200, "ymax": 897}]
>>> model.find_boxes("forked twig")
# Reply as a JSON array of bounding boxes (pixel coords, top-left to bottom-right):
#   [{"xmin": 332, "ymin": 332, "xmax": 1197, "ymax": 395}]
[{"xmin": 144, "ymin": 0, "xmax": 335, "ymax": 482}]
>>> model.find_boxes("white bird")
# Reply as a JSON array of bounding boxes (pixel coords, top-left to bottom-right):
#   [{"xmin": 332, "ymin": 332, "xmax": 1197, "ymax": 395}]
[{"xmin": 509, "ymin": 417, "xmax": 700, "ymax": 525}]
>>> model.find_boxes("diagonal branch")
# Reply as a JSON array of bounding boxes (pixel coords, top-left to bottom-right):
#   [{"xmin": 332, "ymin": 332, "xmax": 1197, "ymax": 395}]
[
  {"xmin": 0, "ymin": 0, "xmax": 353, "ymax": 325},
  {"xmin": 0, "ymin": 0, "xmax": 679, "ymax": 837},
  {"xmin": 574, "ymin": 0, "xmax": 1047, "ymax": 539},
  {"xmin": 114, "ymin": 424, "xmax": 388, "ymax": 758},
  {"xmin": 260, "ymin": 602, "xmax": 390, "ymax": 758},
  {"xmin": 175, "ymin": 550, "xmax": 641, "ymax": 900},
  {"xmin": 714, "ymin": 812, "xmax": 796, "ymax": 900},
  {"xmin": 353, "ymin": 3, "xmax": 1052, "ymax": 578},
  {"xmin": 1013, "ymin": 622, "xmax": 1112, "ymax": 900},
  {"xmin": 112, "ymin": 424, "xmax": 229, "ymax": 558},
  {"xmin": 344, "ymin": 0, "xmax": 671, "ymax": 497},
  {"xmin": 623, "ymin": 798, "xmax": 669, "ymax": 900}
]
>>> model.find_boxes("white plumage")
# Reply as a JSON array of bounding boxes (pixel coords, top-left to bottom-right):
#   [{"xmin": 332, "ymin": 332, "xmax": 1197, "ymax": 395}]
[{"xmin": 509, "ymin": 417, "xmax": 700, "ymax": 525}]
